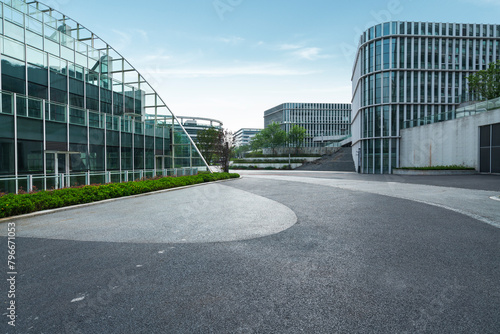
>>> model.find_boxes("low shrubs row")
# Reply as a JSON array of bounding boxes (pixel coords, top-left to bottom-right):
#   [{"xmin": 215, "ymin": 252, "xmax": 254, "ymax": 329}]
[
  {"xmin": 243, "ymin": 151, "xmax": 321, "ymax": 158},
  {"xmin": 0, "ymin": 172, "xmax": 239, "ymax": 219},
  {"xmin": 231, "ymin": 165, "xmax": 292, "ymax": 170},
  {"xmin": 232, "ymin": 159, "xmax": 306, "ymax": 164},
  {"xmin": 395, "ymin": 165, "xmax": 475, "ymax": 170}
]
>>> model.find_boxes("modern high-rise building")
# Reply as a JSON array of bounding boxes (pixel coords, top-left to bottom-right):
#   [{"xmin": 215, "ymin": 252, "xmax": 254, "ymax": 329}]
[
  {"xmin": 264, "ymin": 103, "xmax": 351, "ymax": 148},
  {"xmin": 0, "ymin": 0, "xmax": 209, "ymax": 193},
  {"xmin": 234, "ymin": 128, "xmax": 261, "ymax": 147},
  {"xmin": 351, "ymin": 21, "xmax": 500, "ymax": 173}
]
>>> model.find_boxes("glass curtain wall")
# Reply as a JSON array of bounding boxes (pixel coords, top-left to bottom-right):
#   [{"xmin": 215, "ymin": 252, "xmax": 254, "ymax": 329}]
[
  {"xmin": 354, "ymin": 21, "xmax": 500, "ymax": 173},
  {"xmin": 0, "ymin": 0, "xmax": 208, "ymax": 192}
]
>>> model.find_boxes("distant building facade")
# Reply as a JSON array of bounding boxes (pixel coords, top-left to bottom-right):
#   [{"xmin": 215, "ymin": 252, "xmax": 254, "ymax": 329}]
[
  {"xmin": 234, "ymin": 128, "xmax": 261, "ymax": 147},
  {"xmin": 264, "ymin": 103, "xmax": 351, "ymax": 148}
]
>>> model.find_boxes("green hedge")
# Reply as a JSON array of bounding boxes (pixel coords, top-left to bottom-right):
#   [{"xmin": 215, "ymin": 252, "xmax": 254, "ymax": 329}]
[
  {"xmin": 232, "ymin": 159, "xmax": 305, "ymax": 163},
  {"xmin": 395, "ymin": 165, "xmax": 475, "ymax": 170},
  {"xmin": 231, "ymin": 165, "xmax": 292, "ymax": 170},
  {"xmin": 0, "ymin": 172, "xmax": 240, "ymax": 219}
]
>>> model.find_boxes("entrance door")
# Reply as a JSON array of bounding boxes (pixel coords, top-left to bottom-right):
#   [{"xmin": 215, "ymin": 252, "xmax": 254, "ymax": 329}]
[
  {"xmin": 479, "ymin": 123, "xmax": 500, "ymax": 173},
  {"xmin": 155, "ymin": 156, "xmax": 163, "ymax": 170},
  {"xmin": 45, "ymin": 151, "xmax": 74, "ymax": 188}
]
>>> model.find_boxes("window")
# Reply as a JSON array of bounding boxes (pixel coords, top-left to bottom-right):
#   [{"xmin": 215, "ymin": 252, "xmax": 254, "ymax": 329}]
[
  {"xmin": 375, "ymin": 73, "xmax": 381, "ymax": 104},
  {"xmin": 383, "ymin": 72, "xmax": 390, "ymax": 103},
  {"xmin": 375, "ymin": 40, "xmax": 381, "ymax": 71},
  {"xmin": 383, "ymin": 23, "xmax": 390, "ymax": 36},
  {"xmin": 391, "ymin": 38, "xmax": 398, "ymax": 68},
  {"xmin": 383, "ymin": 39, "xmax": 390, "ymax": 69}
]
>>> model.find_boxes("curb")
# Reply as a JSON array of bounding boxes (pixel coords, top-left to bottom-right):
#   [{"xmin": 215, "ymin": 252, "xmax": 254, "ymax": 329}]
[{"xmin": 0, "ymin": 177, "xmax": 241, "ymax": 223}]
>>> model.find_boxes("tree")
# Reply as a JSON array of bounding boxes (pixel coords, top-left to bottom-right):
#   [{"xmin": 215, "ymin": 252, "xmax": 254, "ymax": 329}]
[
  {"xmin": 260, "ymin": 122, "xmax": 287, "ymax": 155},
  {"xmin": 287, "ymin": 125, "xmax": 307, "ymax": 155},
  {"xmin": 250, "ymin": 132, "xmax": 266, "ymax": 151},
  {"xmin": 196, "ymin": 127, "xmax": 220, "ymax": 165},
  {"xmin": 233, "ymin": 144, "xmax": 250, "ymax": 158},
  {"xmin": 196, "ymin": 127, "xmax": 234, "ymax": 172},
  {"xmin": 467, "ymin": 60, "xmax": 500, "ymax": 100},
  {"xmin": 215, "ymin": 129, "xmax": 234, "ymax": 173}
]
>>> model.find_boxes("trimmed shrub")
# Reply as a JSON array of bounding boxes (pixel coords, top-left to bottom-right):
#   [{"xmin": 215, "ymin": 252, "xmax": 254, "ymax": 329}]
[{"xmin": 0, "ymin": 173, "xmax": 239, "ymax": 218}]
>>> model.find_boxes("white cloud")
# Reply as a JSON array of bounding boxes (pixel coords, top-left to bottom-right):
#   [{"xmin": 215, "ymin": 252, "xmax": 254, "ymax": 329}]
[
  {"xmin": 149, "ymin": 63, "xmax": 318, "ymax": 78},
  {"xmin": 293, "ymin": 47, "xmax": 331, "ymax": 61},
  {"xmin": 216, "ymin": 36, "xmax": 245, "ymax": 44},
  {"xmin": 278, "ymin": 43, "xmax": 303, "ymax": 50},
  {"xmin": 111, "ymin": 29, "xmax": 149, "ymax": 51}
]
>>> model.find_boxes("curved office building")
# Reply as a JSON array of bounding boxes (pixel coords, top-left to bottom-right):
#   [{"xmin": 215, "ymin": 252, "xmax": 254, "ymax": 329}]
[
  {"xmin": 351, "ymin": 21, "xmax": 500, "ymax": 173},
  {"xmin": 0, "ymin": 0, "xmax": 209, "ymax": 193},
  {"xmin": 177, "ymin": 116, "xmax": 223, "ymax": 143}
]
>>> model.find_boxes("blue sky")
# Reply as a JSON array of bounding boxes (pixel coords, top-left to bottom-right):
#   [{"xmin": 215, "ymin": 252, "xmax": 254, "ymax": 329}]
[{"xmin": 53, "ymin": 0, "xmax": 500, "ymax": 132}]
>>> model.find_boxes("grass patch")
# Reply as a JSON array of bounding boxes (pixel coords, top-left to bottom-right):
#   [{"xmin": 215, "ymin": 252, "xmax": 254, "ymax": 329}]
[
  {"xmin": 0, "ymin": 172, "xmax": 239, "ymax": 219},
  {"xmin": 395, "ymin": 165, "xmax": 475, "ymax": 170}
]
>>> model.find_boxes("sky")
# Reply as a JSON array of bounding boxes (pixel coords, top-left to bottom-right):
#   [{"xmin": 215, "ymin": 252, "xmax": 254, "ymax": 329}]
[{"xmin": 48, "ymin": 0, "xmax": 500, "ymax": 132}]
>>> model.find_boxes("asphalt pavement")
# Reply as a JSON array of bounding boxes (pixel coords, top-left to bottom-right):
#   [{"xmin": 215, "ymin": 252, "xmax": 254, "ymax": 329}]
[{"xmin": 0, "ymin": 171, "xmax": 499, "ymax": 333}]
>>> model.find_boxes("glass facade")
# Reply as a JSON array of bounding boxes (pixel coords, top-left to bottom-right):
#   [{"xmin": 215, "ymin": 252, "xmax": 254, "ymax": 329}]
[
  {"xmin": 263, "ymin": 103, "xmax": 351, "ymax": 148},
  {"xmin": 177, "ymin": 116, "xmax": 223, "ymax": 143},
  {"xmin": 352, "ymin": 21, "xmax": 500, "ymax": 174},
  {"xmin": 0, "ymin": 0, "xmax": 208, "ymax": 193}
]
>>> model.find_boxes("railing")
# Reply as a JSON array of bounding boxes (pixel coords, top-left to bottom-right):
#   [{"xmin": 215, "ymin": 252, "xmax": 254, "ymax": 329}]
[
  {"xmin": 455, "ymin": 96, "xmax": 500, "ymax": 118},
  {"xmin": 403, "ymin": 96, "xmax": 500, "ymax": 129},
  {"xmin": 403, "ymin": 111, "xmax": 455, "ymax": 129},
  {"xmin": 0, "ymin": 167, "xmax": 201, "ymax": 194}
]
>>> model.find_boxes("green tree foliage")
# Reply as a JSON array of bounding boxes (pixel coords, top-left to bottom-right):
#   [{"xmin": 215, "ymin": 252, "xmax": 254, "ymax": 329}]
[
  {"xmin": 196, "ymin": 127, "xmax": 220, "ymax": 164},
  {"xmin": 250, "ymin": 132, "xmax": 266, "ymax": 151},
  {"xmin": 467, "ymin": 60, "xmax": 500, "ymax": 100},
  {"xmin": 233, "ymin": 144, "xmax": 250, "ymax": 158},
  {"xmin": 287, "ymin": 125, "xmax": 307, "ymax": 154},
  {"xmin": 257, "ymin": 122, "xmax": 287, "ymax": 155},
  {"xmin": 196, "ymin": 127, "xmax": 234, "ymax": 172}
]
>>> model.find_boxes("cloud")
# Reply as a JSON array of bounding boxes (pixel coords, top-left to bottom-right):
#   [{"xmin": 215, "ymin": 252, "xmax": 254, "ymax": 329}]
[
  {"xmin": 216, "ymin": 36, "xmax": 245, "ymax": 44},
  {"xmin": 292, "ymin": 47, "xmax": 331, "ymax": 61},
  {"xmin": 146, "ymin": 63, "xmax": 318, "ymax": 78},
  {"xmin": 278, "ymin": 43, "xmax": 303, "ymax": 50},
  {"xmin": 111, "ymin": 29, "xmax": 149, "ymax": 51}
]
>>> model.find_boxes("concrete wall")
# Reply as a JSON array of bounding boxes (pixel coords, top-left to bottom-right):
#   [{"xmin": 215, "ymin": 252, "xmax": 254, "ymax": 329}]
[{"xmin": 400, "ymin": 108, "xmax": 500, "ymax": 170}]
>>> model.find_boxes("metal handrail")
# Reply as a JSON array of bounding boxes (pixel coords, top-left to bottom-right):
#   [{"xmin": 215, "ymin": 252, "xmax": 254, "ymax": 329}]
[{"xmin": 0, "ymin": 167, "xmax": 202, "ymax": 194}]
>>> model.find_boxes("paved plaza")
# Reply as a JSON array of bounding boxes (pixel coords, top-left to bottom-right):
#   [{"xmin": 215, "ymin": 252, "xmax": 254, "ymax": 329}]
[{"xmin": 1, "ymin": 171, "xmax": 499, "ymax": 333}]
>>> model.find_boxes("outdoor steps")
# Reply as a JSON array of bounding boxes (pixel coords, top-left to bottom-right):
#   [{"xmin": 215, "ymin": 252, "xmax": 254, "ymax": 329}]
[{"xmin": 295, "ymin": 147, "xmax": 355, "ymax": 172}]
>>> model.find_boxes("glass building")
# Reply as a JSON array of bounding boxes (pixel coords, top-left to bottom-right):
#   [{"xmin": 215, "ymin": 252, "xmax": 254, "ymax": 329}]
[
  {"xmin": 264, "ymin": 103, "xmax": 351, "ymax": 148},
  {"xmin": 177, "ymin": 116, "xmax": 223, "ymax": 143},
  {"xmin": 351, "ymin": 21, "xmax": 500, "ymax": 173},
  {"xmin": 0, "ymin": 0, "xmax": 209, "ymax": 193}
]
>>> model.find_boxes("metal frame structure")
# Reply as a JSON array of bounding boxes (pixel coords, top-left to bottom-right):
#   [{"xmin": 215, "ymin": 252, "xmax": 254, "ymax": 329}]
[{"xmin": 0, "ymin": 0, "xmax": 211, "ymax": 193}]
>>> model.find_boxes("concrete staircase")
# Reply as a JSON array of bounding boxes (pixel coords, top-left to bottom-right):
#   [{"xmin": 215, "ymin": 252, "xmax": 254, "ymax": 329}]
[{"xmin": 295, "ymin": 147, "xmax": 355, "ymax": 172}]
